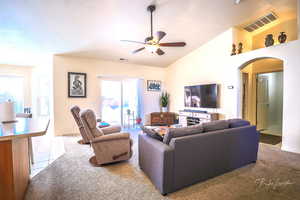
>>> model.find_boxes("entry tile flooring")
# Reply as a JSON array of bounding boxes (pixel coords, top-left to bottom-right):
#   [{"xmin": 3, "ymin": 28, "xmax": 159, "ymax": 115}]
[{"xmin": 31, "ymin": 134, "xmax": 65, "ymax": 177}]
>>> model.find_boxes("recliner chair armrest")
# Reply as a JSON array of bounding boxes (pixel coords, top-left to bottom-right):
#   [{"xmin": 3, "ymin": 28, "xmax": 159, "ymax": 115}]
[
  {"xmin": 101, "ymin": 125, "xmax": 122, "ymax": 134},
  {"xmin": 92, "ymin": 132, "xmax": 130, "ymax": 143}
]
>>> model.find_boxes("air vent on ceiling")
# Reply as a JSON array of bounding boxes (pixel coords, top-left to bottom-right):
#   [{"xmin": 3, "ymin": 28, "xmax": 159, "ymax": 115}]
[
  {"xmin": 119, "ymin": 58, "xmax": 128, "ymax": 62},
  {"xmin": 243, "ymin": 12, "xmax": 278, "ymax": 32}
]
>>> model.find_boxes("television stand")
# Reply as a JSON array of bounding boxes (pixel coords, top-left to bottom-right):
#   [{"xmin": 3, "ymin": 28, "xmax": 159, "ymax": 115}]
[{"xmin": 179, "ymin": 110, "xmax": 218, "ymax": 126}]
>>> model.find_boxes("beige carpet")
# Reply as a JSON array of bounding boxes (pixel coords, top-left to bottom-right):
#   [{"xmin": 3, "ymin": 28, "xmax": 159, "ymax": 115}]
[{"xmin": 25, "ymin": 131, "xmax": 300, "ymax": 200}]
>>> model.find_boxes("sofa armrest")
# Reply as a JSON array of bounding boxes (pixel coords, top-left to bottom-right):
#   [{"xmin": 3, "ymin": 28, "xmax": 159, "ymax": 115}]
[
  {"xmin": 101, "ymin": 125, "xmax": 122, "ymax": 135},
  {"xmin": 138, "ymin": 134, "xmax": 174, "ymax": 195},
  {"xmin": 92, "ymin": 132, "xmax": 130, "ymax": 143}
]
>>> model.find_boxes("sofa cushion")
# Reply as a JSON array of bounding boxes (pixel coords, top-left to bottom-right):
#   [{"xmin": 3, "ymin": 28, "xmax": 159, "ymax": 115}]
[
  {"xmin": 202, "ymin": 120, "xmax": 230, "ymax": 132},
  {"xmin": 141, "ymin": 126, "xmax": 163, "ymax": 141},
  {"xmin": 228, "ymin": 119, "xmax": 250, "ymax": 128},
  {"xmin": 163, "ymin": 125, "xmax": 204, "ymax": 144}
]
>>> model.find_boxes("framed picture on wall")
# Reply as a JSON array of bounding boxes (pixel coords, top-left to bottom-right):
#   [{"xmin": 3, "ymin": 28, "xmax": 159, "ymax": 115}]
[
  {"xmin": 68, "ymin": 72, "xmax": 87, "ymax": 98},
  {"xmin": 147, "ymin": 80, "xmax": 161, "ymax": 91}
]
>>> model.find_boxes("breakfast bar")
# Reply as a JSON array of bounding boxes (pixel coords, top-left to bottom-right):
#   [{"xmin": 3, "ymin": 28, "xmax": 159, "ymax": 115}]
[{"xmin": 0, "ymin": 118, "xmax": 49, "ymax": 200}]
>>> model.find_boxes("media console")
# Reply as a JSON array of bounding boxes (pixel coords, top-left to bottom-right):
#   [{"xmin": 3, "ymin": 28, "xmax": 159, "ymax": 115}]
[{"xmin": 179, "ymin": 110, "xmax": 219, "ymax": 126}]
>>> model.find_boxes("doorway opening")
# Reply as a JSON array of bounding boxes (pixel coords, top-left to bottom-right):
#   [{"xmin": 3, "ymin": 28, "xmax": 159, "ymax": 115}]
[
  {"xmin": 240, "ymin": 58, "xmax": 283, "ymax": 147},
  {"xmin": 100, "ymin": 78, "xmax": 142, "ymax": 128}
]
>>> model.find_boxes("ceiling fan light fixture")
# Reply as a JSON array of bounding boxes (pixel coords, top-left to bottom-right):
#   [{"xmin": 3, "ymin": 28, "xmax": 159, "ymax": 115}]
[
  {"xmin": 121, "ymin": 4, "xmax": 186, "ymax": 56},
  {"xmin": 145, "ymin": 44, "xmax": 159, "ymax": 53},
  {"xmin": 235, "ymin": 0, "xmax": 241, "ymax": 4}
]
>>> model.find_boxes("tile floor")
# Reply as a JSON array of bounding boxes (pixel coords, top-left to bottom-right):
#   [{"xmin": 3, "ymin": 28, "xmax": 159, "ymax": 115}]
[{"xmin": 30, "ymin": 133, "xmax": 65, "ymax": 177}]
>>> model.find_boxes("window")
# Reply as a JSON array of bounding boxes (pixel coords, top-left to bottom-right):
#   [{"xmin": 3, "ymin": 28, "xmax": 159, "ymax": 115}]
[{"xmin": 0, "ymin": 75, "xmax": 24, "ymax": 113}]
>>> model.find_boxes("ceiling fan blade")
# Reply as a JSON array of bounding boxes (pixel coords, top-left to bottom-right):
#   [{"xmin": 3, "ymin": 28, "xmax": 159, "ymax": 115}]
[
  {"xmin": 121, "ymin": 40, "xmax": 145, "ymax": 44},
  {"xmin": 132, "ymin": 47, "xmax": 145, "ymax": 54},
  {"xmin": 159, "ymin": 42, "xmax": 186, "ymax": 47},
  {"xmin": 156, "ymin": 48, "xmax": 165, "ymax": 56},
  {"xmin": 156, "ymin": 31, "xmax": 166, "ymax": 42}
]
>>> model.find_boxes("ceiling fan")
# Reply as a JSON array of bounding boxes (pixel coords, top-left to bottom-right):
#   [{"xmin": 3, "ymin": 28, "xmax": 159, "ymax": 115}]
[{"xmin": 121, "ymin": 5, "xmax": 186, "ymax": 56}]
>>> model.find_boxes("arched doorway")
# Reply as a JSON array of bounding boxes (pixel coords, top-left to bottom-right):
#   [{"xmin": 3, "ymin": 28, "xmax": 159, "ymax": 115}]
[{"xmin": 239, "ymin": 57, "xmax": 284, "ymax": 146}]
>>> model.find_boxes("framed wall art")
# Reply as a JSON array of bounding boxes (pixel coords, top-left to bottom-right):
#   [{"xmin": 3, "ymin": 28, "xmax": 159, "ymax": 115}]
[
  {"xmin": 68, "ymin": 72, "xmax": 87, "ymax": 98},
  {"xmin": 147, "ymin": 80, "xmax": 161, "ymax": 91}
]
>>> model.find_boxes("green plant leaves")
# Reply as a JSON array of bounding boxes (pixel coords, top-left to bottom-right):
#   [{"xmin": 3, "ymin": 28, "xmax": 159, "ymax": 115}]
[{"xmin": 160, "ymin": 92, "xmax": 169, "ymax": 107}]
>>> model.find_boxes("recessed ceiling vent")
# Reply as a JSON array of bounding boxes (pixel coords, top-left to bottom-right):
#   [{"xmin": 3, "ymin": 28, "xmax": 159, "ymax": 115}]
[
  {"xmin": 119, "ymin": 58, "xmax": 128, "ymax": 62},
  {"xmin": 243, "ymin": 12, "xmax": 278, "ymax": 32}
]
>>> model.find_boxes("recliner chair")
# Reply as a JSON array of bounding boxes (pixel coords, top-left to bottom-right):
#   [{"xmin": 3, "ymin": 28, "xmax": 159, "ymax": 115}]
[
  {"xmin": 80, "ymin": 109, "xmax": 133, "ymax": 165},
  {"xmin": 70, "ymin": 105, "xmax": 122, "ymax": 144}
]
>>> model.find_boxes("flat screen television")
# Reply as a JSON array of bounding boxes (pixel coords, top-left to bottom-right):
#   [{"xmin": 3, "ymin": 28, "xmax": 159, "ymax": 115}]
[{"xmin": 184, "ymin": 84, "xmax": 218, "ymax": 108}]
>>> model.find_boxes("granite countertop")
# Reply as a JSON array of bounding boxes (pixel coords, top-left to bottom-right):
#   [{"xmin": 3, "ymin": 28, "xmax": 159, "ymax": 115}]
[{"xmin": 0, "ymin": 118, "xmax": 50, "ymax": 141}]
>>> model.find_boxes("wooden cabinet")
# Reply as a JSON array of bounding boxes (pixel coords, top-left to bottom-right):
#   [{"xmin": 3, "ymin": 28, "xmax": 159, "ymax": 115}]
[
  {"xmin": 0, "ymin": 118, "xmax": 49, "ymax": 200},
  {"xmin": 0, "ymin": 138, "xmax": 29, "ymax": 200},
  {"xmin": 179, "ymin": 110, "xmax": 218, "ymax": 126},
  {"xmin": 150, "ymin": 112, "xmax": 176, "ymax": 126}
]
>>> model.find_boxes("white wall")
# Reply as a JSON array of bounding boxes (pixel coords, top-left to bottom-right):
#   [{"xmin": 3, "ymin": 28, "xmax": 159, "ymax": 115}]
[
  {"xmin": 231, "ymin": 40, "xmax": 300, "ymax": 154},
  {"xmin": 166, "ymin": 29, "xmax": 234, "ymax": 119},
  {"xmin": 53, "ymin": 56, "xmax": 166, "ymax": 136},
  {"xmin": 166, "ymin": 27, "xmax": 300, "ymax": 154}
]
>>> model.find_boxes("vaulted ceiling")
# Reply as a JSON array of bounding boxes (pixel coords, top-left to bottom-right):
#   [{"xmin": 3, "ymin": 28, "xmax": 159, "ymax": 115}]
[{"xmin": 0, "ymin": 0, "xmax": 297, "ymax": 67}]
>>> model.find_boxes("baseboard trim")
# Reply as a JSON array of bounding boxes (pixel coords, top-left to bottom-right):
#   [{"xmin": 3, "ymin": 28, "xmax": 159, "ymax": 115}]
[{"xmin": 281, "ymin": 145, "xmax": 300, "ymax": 155}]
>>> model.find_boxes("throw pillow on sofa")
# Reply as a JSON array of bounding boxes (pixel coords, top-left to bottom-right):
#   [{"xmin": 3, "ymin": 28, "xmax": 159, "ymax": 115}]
[
  {"xmin": 141, "ymin": 126, "xmax": 163, "ymax": 141},
  {"xmin": 163, "ymin": 125, "xmax": 204, "ymax": 144},
  {"xmin": 227, "ymin": 119, "xmax": 250, "ymax": 128},
  {"xmin": 202, "ymin": 120, "xmax": 230, "ymax": 132}
]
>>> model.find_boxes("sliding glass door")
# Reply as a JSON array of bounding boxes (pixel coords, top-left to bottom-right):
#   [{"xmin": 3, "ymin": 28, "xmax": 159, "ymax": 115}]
[
  {"xmin": 101, "ymin": 78, "xmax": 141, "ymax": 126},
  {"xmin": 101, "ymin": 80, "xmax": 122, "ymax": 124}
]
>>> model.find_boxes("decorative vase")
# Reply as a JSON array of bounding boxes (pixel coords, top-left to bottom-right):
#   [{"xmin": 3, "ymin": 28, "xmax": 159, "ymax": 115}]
[
  {"xmin": 231, "ymin": 44, "xmax": 236, "ymax": 56},
  {"xmin": 162, "ymin": 107, "xmax": 168, "ymax": 112},
  {"xmin": 238, "ymin": 42, "xmax": 243, "ymax": 54},
  {"xmin": 265, "ymin": 34, "xmax": 274, "ymax": 47},
  {"xmin": 278, "ymin": 32, "xmax": 287, "ymax": 43}
]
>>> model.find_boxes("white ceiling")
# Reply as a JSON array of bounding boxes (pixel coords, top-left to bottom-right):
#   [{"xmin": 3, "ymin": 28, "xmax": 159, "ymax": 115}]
[{"xmin": 0, "ymin": 0, "xmax": 297, "ymax": 67}]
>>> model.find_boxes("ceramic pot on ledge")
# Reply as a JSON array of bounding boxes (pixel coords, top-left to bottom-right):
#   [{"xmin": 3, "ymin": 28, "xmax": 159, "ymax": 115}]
[
  {"xmin": 265, "ymin": 34, "xmax": 274, "ymax": 47},
  {"xmin": 278, "ymin": 32, "xmax": 287, "ymax": 44}
]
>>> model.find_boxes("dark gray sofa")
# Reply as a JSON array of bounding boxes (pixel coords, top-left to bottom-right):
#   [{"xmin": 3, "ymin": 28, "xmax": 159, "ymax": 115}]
[{"xmin": 138, "ymin": 119, "xmax": 260, "ymax": 195}]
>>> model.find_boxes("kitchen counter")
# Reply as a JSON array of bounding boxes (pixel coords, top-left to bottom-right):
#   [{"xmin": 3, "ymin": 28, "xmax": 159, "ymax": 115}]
[{"xmin": 0, "ymin": 118, "xmax": 50, "ymax": 200}]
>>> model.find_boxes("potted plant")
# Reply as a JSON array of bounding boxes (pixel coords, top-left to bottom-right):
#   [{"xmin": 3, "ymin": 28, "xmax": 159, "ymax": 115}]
[{"xmin": 160, "ymin": 92, "xmax": 169, "ymax": 112}]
